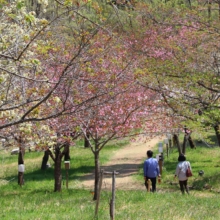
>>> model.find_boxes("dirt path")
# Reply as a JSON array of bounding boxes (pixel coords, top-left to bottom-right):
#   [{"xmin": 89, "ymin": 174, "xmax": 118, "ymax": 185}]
[{"xmin": 79, "ymin": 135, "xmax": 163, "ymax": 190}]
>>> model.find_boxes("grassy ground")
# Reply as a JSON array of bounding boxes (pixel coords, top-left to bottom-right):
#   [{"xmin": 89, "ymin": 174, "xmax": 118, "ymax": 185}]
[{"xmin": 0, "ymin": 136, "xmax": 220, "ymax": 220}]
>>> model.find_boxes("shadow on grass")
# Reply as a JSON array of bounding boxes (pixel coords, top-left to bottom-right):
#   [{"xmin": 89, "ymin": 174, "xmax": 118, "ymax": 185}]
[
  {"xmin": 2, "ymin": 164, "xmax": 95, "ymax": 184},
  {"xmin": 195, "ymin": 133, "xmax": 219, "ymax": 148},
  {"xmin": 191, "ymin": 173, "xmax": 220, "ymax": 191}
]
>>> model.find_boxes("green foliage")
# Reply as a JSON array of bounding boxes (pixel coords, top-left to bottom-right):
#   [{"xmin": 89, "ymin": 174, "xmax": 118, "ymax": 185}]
[
  {"xmin": 24, "ymin": 13, "xmax": 35, "ymax": 24},
  {"xmin": 64, "ymin": 0, "xmax": 73, "ymax": 7},
  {"xmin": 16, "ymin": 0, "xmax": 25, "ymax": 9},
  {"xmin": 0, "ymin": 0, "xmax": 6, "ymax": 8}
]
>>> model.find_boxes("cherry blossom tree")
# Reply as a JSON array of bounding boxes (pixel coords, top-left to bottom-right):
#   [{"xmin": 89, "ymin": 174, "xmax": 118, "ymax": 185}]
[
  {"xmin": 0, "ymin": 0, "xmax": 131, "ymax": 187},
  {"xmin": 3, "ymin": 0, "xmax": 220, "ymax": 194},
  {"xmin": 62, "ymin": 29, "xmax": 176, "ymax": 199},
  {"xmin": 133, "ymin": 4, "xmax": 220, "ymax": 146}
]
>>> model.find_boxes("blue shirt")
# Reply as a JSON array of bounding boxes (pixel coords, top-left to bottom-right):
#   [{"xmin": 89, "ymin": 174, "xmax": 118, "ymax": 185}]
[{"xmin": 144, "ymin": 157, "xmax": 160, "ymax": 178}]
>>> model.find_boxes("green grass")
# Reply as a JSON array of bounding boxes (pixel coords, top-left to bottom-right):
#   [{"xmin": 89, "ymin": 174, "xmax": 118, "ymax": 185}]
[
  {"xmin": 1, "ymin": 135, "xmax": 220, "ymax": 220},
  {"xmin": 160, "ymin": 142, "xmax": 220, "ymax": 193}
]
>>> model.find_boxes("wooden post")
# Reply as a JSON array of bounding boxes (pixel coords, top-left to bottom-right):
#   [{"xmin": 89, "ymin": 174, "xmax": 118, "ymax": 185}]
[
  {"xmin": 110, "ymin": 171, "xmax": 116, "ymax": 220},
  {"xmin": 169, "ymin": 139, "xmax": 172, "ymax": 149},
  {"xmin": 64, "ymin": 161, "xmax": 70, "ymax": 189},
  {"xmin": 164, "ymin": 139, "xmax": 169, "ymax": 159},
  {"xmin": 166, "ymin": 143, "xmax": 169, "ymax": 159},
  {"xmin": 159, "ymin": 155, "xmax": 163, "ymax": 175},
  {"xmin": 112, "ymin": 171, "xmax": 115, "ymax": 220},
  {"xmin": 99, "ymin": 171, "xmax": 119, "ymax": 220},
  {"xmin": 95, "ymin": 169, "xmax": 104, "ymax": 217},
  {"xmin": 110, "ymin": 199, "xmax": 113, "ymax": 219},
  {"xmin": 167, "ymin": 133, "xmax": 172, "ymax": 152}
]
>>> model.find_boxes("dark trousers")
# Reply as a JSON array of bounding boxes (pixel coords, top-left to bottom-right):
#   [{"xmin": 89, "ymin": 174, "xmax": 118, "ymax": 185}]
[
  {"xmin": 145, "ymin": 177, "xmax": 157, "ymax": 192},
  {"xmin": 179, "ymin": 180, "xmax": 189, "ymax": 194}
]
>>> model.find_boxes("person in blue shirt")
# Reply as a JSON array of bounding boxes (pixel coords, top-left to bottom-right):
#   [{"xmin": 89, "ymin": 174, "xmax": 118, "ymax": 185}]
[{"xmin": 144, "ymin": 150, "xmax": 160, "ymax": 192}]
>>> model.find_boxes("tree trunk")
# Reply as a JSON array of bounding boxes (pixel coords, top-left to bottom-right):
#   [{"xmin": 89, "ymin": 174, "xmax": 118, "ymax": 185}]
[
  {"xmin": 182, "ymin": 133, "xmax": 195, "ymax": 154},
  {"xmin": 93, "ymin": 149, "xmax": 100, "ymax": 200},
  {"xmin": 208, "ymin": 2, "xmax": 211, "ymax": 19},
  {"xmin": 214, "ymin": 124, "xmax": 220, "ymax": 147},
  {"xmin": 188, "ymin": 135, "xmax": 195, "ymax": 149},
  {"xmin": 41, "ymin": 150, "xmax": 49, "ymax": 170},
  {"xmin": 84, "ymin": 133, "xmax": 90, "ymax": 148},
  {"xmin": 219, "ymin": 2, "xmax": 220, "ymax": 21},
  {"xmin": 64, "ymin": 144, "xmax": 70, "ymax": 161},
  {"xmin": 173, "ymin": 134, "xmax": 182, "ymax": 155},
  {"xmin": 36, "ymin": 3, "xmax": 41, "ymax": 17},
  {"xmin": 18, "ymin": 140, "xmax": 25, "ymax": 185},
  {"xmin": 54, "ymin": 145, "xmax": 62, "ymax": 192},
  {"xmin": 182, "ymin": 134, "xmax": 187, "ymax": 155},
  {"xmin": 172, "ymin": 135, "xmax": 176, "ymax": 148},
  {"xmin": 187, "ymin": 0, "xmax": 191, "ymax": 9}
]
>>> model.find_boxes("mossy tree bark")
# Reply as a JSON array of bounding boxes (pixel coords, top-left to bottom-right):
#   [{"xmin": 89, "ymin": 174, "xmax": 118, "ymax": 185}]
[
  {"xmin": 93, "ymin": 141, "xmax": 100, "ymax": 201},
  {"xmin": 41, "ymin": 150, "xmax": 49, "ymax": 170},
  {"xmin": 48, "ymin": 141, "xmax": 70, "ymax": 192},
  {"xmin": 214, "ymin": 124, "xmax": 220, "ymax": 147}
]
